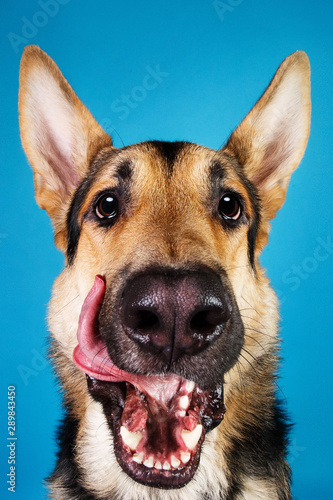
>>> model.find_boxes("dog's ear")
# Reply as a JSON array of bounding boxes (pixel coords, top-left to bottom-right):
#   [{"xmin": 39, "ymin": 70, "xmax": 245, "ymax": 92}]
[
  {"xmin": 19, "ymin": 45, "xmax": 112, "ymax": 251},
  {"xmin": 226, "ymin": 51, "xmax": 311, "ymax": 221}
]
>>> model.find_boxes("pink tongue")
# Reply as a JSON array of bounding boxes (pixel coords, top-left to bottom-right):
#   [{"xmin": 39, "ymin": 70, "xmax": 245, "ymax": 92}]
[{"xmin": 73, "ymin": 276, "xmax": 181, "ymax": 402}]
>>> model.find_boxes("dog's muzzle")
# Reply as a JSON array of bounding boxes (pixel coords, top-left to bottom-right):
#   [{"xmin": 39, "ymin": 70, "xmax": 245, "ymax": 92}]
[{"xmin": 73, "ymin": 269, "xmax": 243, "ymax": 489}]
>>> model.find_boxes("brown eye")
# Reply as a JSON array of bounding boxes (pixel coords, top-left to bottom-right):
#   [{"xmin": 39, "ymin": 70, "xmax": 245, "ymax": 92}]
[
  {"xmin": 218, "ymin": 193, "xmax": 241, "ymax": 220},
  {"xmin": 95, "ymin": 194, "xmax": 118, "ymax": 219}
]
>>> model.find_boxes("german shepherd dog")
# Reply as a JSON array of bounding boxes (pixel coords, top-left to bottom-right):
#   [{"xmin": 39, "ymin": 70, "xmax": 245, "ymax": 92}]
[{"xmin": 19, "ymin": 46, "xmax": 310, "ymax": 499}]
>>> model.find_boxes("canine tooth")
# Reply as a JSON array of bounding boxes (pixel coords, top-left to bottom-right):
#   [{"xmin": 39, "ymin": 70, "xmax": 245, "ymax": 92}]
[
  {"xmin": 133, "ymin": 452, "xmax": 144, "ymax": 464},
  {"xmin": 180, "ymin": 451, "xmax": 191, "ymax": 464},
  {"xmin": 144, "ymin": 456, "xmax": 154, "ymax": 468},
  {"xmin": 177, "ymin": 410, "xmax": 186, "ymax": 418},
  {"xmin": 120, "ymin": 426, "xmax": 142, "ymax": 451},
  {"xmin": 186, "ymin": 380, "xmax": 195, "ymax": 392},
  {"xmin": 155, "ymin": 461, "xmax": 162, "ymax": 469},
  {"xmin": 163, "ymin": 461, "xmax": 171, "ymax": 470},
  {"xmin": 179, "ymin": 395, "xmax": 189, "ymax": 409},
  {"xmin": 181, "ymin": 424, "xmax": 202, "ymax": 450},
  {"xmin": 171, "ymin": 455, "xmax": 181, "ymax": 468}
]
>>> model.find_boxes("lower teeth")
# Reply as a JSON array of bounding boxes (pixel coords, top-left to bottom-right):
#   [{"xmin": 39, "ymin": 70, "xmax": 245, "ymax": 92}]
[{"xmin": 132, "ymin": 453, "xmax": 191, "ymax": 470}]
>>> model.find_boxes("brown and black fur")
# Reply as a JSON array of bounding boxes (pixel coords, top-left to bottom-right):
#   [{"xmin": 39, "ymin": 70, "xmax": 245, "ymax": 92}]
[{"xmin": 19, "ymin": 46, "xmax": 310, "ymax": 499}]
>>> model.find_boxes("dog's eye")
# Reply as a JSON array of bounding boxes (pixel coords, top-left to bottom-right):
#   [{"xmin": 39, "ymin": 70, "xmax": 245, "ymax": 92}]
[
  {"xmin": 95, "ymin": 194, "xmax": 118, "ymax": 219},
  {"xmin": 218, "ymin": 193, "xmax": 241, "ymax": 221}
]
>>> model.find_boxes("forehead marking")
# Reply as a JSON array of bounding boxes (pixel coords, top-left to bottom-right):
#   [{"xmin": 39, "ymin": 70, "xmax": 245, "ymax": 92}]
[{"xmin": 147, "ymin": 141, "xmax": 190, "ymax": 176}]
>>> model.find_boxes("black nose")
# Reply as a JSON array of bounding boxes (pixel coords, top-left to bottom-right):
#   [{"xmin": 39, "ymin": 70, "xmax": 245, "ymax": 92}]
[{"xmin": 120, "ymin": 269, "xmax": 232, "ymax": 364}]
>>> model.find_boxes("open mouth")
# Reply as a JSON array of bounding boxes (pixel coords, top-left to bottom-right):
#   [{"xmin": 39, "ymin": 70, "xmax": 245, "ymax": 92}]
[{"xmin": 73, "ymin": 276, "xmax": 226, "ymax": 488}]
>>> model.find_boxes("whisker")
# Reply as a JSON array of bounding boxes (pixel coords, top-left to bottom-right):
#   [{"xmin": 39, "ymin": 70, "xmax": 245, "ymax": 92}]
[
  {"xmin": 85, "ymin": 397, "xmax": 98, "ymax": 411},
  {"xmin": 108, "ymin": 126, "xmax": 125, "ymax": 147},
  {"xmin": 242, "ymin": 323, "xmax": 276, "ymax": 339},
  {"xmin": 99, "ymin": 353, "xmax": 113, "ymax": 371},
  {"xmin": 240, "ymin": 345, "xmax": 288, "ymax": 407},
  {"xmin": 241, "ymin": 295, "xmax": 263, "ymax": 318},
  {"xmin": 239, "ymin": 349, "xmax": 263, "ymax": 382},
  {"xmin": 244, "ymin": 334, "xmax": 273, "ymax": 353},
  {"xmin": 54, "ymin": 294, "xmax": 80, "ymax": 314},
  {"xmin": 276, "ymin": 383, "xmax": 288, "ymax": 408},
  {"xmin": 224, "ymin": 265, "xmax": 249, "ymax": 271},
  {"xmin": 96, "ymin": 421, "xmax": 109, "ymax": 434},
  {"xmin": 242, "ymin": 346, "xmax": 259, "ymax": 365},
  {"xmin": 238, "ymin": 353, "xmax": 259, "ymax": 379},
  {"xmin": 235, "ymin": 361, "xmax": 248, "ymax": 401},
  {"xmin": 239, "ymin": 311, "xmax": 268, "ymax": 330},
  {"xmin": 91, "ymin": 346, "xmax": 108, "ymax": 366}
]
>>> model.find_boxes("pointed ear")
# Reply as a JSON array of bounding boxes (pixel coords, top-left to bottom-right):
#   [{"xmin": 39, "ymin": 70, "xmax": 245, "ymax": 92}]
[
  {"xmin": 19, "ymin": 45, "xmax": 113, "ymax": 250},
  {"xmin": 225, "ymin": 51, "xmax": 311, "ymax": 221}
]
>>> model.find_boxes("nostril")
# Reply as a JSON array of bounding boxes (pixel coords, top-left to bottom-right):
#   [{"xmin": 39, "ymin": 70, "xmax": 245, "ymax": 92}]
[
  {"xmin": 127, "ymin": 308, "xmax": 160, "ymax": 331},
  {"xmin": 137, "ymin": 310, "xmax": 160, "ymax": 330},
  {"xmin": 190, "ymin": 308, "xmax": 226, "ymax": 335}
]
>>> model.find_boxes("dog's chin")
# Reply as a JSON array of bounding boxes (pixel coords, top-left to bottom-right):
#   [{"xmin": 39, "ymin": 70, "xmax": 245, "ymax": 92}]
[{"xmin": 86, "ymin": 376, "xmax": 225, "ymax": 489}]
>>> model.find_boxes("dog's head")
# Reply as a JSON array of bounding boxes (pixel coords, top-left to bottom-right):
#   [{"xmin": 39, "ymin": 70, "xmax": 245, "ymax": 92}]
[{"xmin": 19, "ymin": 46, "xmax": 310, "ymax": 492}]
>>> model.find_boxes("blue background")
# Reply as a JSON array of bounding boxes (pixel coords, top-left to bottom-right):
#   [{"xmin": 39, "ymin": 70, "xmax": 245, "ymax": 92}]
[{"xmin": 1, "ymin": 0, "xmax": 332, "ymax": 498}]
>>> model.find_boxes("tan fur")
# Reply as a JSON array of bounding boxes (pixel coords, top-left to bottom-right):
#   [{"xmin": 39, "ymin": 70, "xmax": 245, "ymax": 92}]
[
  {"xmin": 236, "ymin": 478, "xmax": 279, "ymax": 500},
  {"xmin": 19, "ymin": 46, "xmax": 310, "ymax": 499}
]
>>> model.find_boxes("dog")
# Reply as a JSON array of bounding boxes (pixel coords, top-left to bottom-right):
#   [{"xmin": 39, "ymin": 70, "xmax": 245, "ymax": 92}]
[{"xmin": 19, "ymin": 46, "xmax": 310, "ymax": 499}]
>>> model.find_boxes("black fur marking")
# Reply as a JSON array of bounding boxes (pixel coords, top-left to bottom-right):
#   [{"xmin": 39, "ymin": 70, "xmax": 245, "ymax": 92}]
[
  {"xmin": 47, "ymin": 412, "xmax": 95, "ymax": 499},
  {"xmin": 117, "ymin": 160, "xmax": 132, "ymax": 181},
  {"xmin": 67, "ymin": 170, "xmax": 99, "ymax": 265},
  {"xmin": 243, "ymin": 177, "xmax": 261, "ymax": 269},
  {"xmin": 149, "ymin": 140, "xmax": 189, "ymax": 175},
  {"xmin": 231, "ymin": 166, "xmax": 262, "ymax": 269},
  {"xmin": 247, "ymin": 217, "xmax": 259, "ymax": 269},
  {"xmin": 226, "ymin": 398, "xmax": 292, "ymax": 499},
  {"xmin": 209, "ymin": 159, "xmax": 226, "ymax": 198}
]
